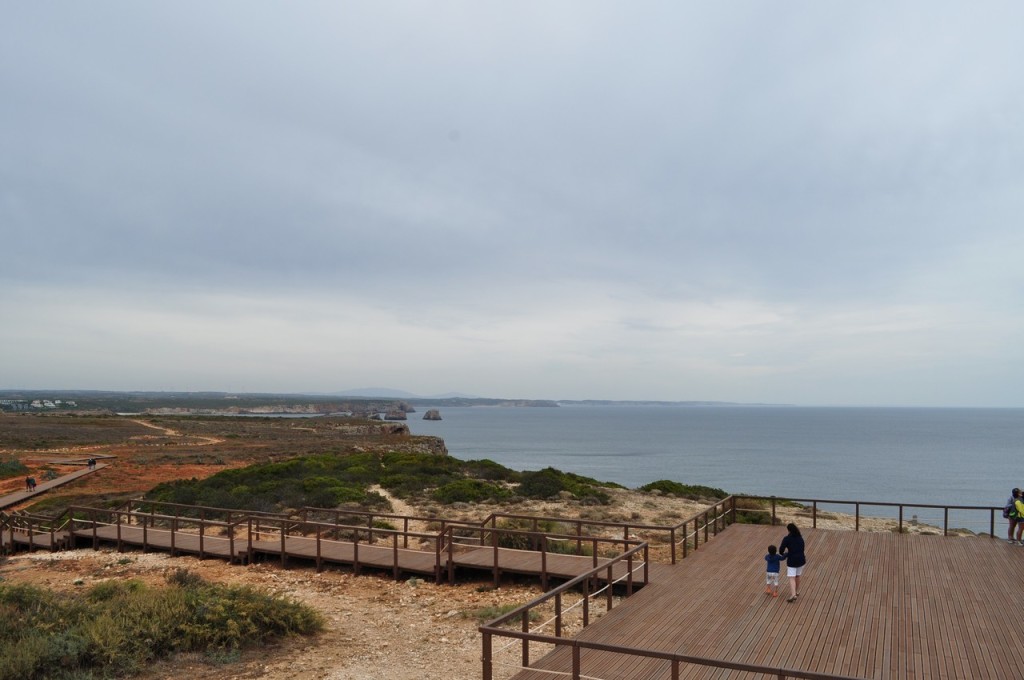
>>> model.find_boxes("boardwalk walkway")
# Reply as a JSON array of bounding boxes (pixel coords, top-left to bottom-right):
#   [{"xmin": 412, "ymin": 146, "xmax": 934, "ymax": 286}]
[
  {"xmin": 498, "ymin": 524, "xmax": 1020, "ymax": 680},
  {"xmin": 0, "ymin": 463, "xmax": 109, "ymax": 510},
  {"xmin": 65, "ymin": 522, "xmax": 651, "ymax": 585}
]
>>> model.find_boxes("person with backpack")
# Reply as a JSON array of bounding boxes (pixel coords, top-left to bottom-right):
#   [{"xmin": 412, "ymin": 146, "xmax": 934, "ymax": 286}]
[
  {"xmin": 1012, "ymin": 492, "xmax": 1024, "ymax": 545},
  {"xmin": 1005, "ymin": 488, "xmax": 1021, "ymax": 543}
]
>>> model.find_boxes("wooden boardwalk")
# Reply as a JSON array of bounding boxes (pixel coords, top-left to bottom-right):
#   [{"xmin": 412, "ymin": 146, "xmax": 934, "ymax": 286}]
[
  {"xmin": 0, "ymin": 463, "xmax": 109, "ymax": 510},
  {"xmin": 63, "ymin": 523, "xmax": 649, "ymax": 585},
  {"xmin": 500, "ymin": 524, "xmax": 1021, "ymax": 680}
]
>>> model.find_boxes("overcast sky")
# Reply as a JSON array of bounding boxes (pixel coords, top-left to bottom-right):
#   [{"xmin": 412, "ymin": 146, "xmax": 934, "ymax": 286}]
[{"xmin": 3, "ymin": 3, "xmax": 1023, "ymax": 406}]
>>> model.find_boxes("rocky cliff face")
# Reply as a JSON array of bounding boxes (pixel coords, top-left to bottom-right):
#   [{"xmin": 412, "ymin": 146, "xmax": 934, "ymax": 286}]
[{"xmin": 423, "ymin": 409, "xmax": 442, "ymax": 420}]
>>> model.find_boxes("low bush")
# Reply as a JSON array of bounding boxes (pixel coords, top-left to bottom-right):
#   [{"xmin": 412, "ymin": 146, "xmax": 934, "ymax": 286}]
[
  {"xmin": 0, "ymin": 458, "xmax": 28, "ymax": 480},
  {"xmin": 0, "ymin": 577, "xmax": 323, "ymax": 680},
  {"xmin": 639, "ymin": 480, "xmax": 727, "ymax": 500},
  {"xmin": 433, "ymin": 479, "xmax": 511, "ymax": 504},
  {"xmin": 518, "ymin": 467, "xmax": 614, "ymax": 503}
]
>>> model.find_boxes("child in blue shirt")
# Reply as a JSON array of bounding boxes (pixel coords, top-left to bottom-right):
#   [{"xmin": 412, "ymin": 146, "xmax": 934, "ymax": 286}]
[{"xmin": 764, "ymin": 545, "xmax": 786, "ymax": 597}]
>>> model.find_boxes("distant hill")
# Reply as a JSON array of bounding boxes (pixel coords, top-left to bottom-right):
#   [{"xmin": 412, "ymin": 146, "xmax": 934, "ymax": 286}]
[{"xmin": 334, "ymin": 388, "xmax": 480, "ymax": 399}]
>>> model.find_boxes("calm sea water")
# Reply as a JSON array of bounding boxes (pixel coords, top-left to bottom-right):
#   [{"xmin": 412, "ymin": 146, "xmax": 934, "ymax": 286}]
[{"xmin": 406, "ymin": 406, "xmax": 1024, "ymax": 529}]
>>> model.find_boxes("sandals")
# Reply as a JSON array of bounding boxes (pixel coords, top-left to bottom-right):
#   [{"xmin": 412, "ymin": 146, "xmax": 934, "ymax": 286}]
[{"xmin": 786, "ymin": 595, "xmax": 798, "ymax": 603}]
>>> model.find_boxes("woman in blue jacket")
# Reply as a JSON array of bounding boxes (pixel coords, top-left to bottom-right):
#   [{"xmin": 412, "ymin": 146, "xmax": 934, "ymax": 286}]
[{"xmin": 778, "ymin": 523, "xmax": 806, "ymax": 603}]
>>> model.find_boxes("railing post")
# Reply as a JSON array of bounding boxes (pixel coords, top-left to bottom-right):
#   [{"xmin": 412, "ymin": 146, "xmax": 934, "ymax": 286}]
[
  {"xmin": 541, "ymin": 535, "xmax": 548, "ymax": 591},
  {"xmin": 582, "ymin": 577, "xmax": 590, "ymax": 627},
  {"xmin": 492, "ymin": 527, "xmax": 500, "ymax": 588},
  {"xmin": 354, "ymin": 534, "xmax": 361, "ymax": 576},
  {"xmin": 626, "ymin": 551, "xmax": 634, "ymax": 595},
  {"xmin": 991, "ymin": 509, "xmax": 996, "ymax": 539},
  {"xmin": 522, "ymin": 610, "xmax": 530, "ymax": 668},
  {"xmin": 771, "ymin": 497, "xmax": 777, "ymax": 525},
  {"xmin": 572, "ymin": 643, "xmax": 581, "ymax": 680},
  {"xmin": 855, "ymin": 503, "xmax": 860, "ymax": 532},
  {"xmin": 944, "ymin": 507, "xmax": 949, "ymax": 536},
  {"xmin": 606, "ymin": 564, "xmax": 613, "ymax": 610},
  {"xmin": 555, "ymin": 591, "xmax": 562, "ymax": 637},
  {"xmin": 170, "ymin": 517, "xmax": 177, "ymax": 557},
  {"xmin": 280, "ymin": 520, "xmax": 286, "ymax": 567},
  {"xmin": 199, "ymin": 520, "xmax": 205, "ymax": 560},
  {"xmin": 392, "ymin": 532, "xmax": 399, "ymax": 579},
  {"xmin": 482, "ymin": 631, "xmax": 492, "ymax": 680},
  {"xmin": 670, "ymin": 527, "xmax": 677, "ymax": 564},
  {"xmin": 316, "ymin": 525, "xmax": 323, "ymax": 573},
  {"xmin": 812, "ymin": 501, "xmax": 818, "ymax": 528},
  {"xmin": 899, "ymin": 506, "xmax": 904, "ymax": 533}
]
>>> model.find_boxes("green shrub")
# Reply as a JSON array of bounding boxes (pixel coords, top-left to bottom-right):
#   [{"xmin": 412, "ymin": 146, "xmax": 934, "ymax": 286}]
[
  {"xmin": 639, "ymin": 480, "xmax": 727, "ymax": 500},
  {"xmin": 433, "ymin": 479, "xmax": 511, "ymax": 504},
  {"xmin": 0, "ymin": 579, "xmax": 323, "ymax": 680},
  {"xmin": 518, "ymin": 467, "xmax": 613, "ymax": 503},
  {"xmin": 0, "ymin": 458, "xmax": 28, "ymax": 480}
]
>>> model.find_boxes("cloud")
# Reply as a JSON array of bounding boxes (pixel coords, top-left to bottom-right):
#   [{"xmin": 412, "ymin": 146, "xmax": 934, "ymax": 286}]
[{"xmin": 2, "ymin": 2, "xmax": 1023, "ymax": 405}]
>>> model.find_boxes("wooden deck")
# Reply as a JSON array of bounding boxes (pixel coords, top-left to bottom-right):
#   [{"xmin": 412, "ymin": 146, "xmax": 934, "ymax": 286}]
[{"xmin": 499, "ymin": 524, "xmax": 1021, "ymax": 680}]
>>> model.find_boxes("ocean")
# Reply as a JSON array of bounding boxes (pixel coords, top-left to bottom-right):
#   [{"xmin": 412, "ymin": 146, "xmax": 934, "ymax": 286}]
[{"xmin": 406, "ymin": 405, "xmax": 1024, "ymax": 532}]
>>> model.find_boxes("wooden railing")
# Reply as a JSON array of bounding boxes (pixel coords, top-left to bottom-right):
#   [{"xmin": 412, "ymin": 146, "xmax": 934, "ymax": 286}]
[
  {"xmin": 241, "ymin": 514, "xmax": 450, "ymax": 581},
  {"xmin": 299, "ymin": 506, "xmax": 480, "ymax": 549},
  {"xmin": 0, "ymin": 508, "xmax": 73, "ymax": 553},
  {"xmin": 731, "ymin": 495, "xmax": 1005, "ymax": 537},
  {"xmin": 68, "ymin": 506, "xmax": 243, "ymax": 560},
  {"xmin": 479, "ymin": 542, "xmax": 651, "ymax": 680},
  {"xmin": 444, "ymin": 523, "xmax": 647, "ymax": 590},
  {"xmin": 480, "ymin": 629, "xmax": 868, "ymax": 680}
]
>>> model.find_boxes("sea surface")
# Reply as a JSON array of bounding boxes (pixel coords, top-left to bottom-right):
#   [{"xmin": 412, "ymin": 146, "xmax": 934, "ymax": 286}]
[{"xmin": 406, "ymin": 405, "xmax": 1024, "ymax": 532}]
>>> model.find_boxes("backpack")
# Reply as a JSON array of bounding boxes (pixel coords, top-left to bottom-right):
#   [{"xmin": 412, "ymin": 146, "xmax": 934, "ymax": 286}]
[{"xmin": 1008, "ymin": 498, "xmax": 1020, "ymax": 520}]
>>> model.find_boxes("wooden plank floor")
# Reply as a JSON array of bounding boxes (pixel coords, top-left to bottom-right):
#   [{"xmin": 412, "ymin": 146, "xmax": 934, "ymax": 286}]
[{"xmin": 504, "ymin": 525, "xmax": 1022, "ymax": 680}]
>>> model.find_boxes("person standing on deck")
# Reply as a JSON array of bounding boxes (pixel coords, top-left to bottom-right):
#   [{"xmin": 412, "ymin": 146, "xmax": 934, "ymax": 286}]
[
  {"xmin": 1005, "ymin": 488, "xmax": 1021, "ymax": 543},
  {"xmin": 1013, "ymin": 493, "xmax": 1024, "ymax": 545},
  {"xmin": 778, "ymin": 523, "xmax": 806, "ymax": 603}
]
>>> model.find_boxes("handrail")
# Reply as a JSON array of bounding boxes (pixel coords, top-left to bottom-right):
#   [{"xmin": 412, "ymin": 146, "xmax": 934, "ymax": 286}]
[
  {"xmin": 731, "ymin": 494, "xmax": 1005, "ymax": 537},
  {"xmin": 442, "ymin": 522, "xmax": 646, "ymax": 589},
  {"xmin": 480, "ymin": 542, "xmax": 650, "ymax": 679},
  {"xmin": 480, "ymin": 630, "xmax": 867, "ymax": 680}
]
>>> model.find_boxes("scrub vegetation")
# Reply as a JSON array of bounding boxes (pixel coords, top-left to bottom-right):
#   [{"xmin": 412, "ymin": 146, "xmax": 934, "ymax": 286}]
[
  {"xmin": 0, "ymin": 570, "xmax": 323, "ymax": 680},
  {"xmin": 146, "ymin": 452, "xmax": 621, "ymax": 512}
]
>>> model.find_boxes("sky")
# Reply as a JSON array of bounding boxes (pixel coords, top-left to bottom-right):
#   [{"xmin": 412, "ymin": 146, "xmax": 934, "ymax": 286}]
[{"xmin": 2, "ymin": 3, "xmax": 1023, "ymax": 407}]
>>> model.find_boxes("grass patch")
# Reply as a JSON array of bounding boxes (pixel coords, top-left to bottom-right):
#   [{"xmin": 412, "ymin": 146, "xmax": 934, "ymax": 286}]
[{"xmin": 0, "ymin": 571, "xmax": 323, "ymax": 680}]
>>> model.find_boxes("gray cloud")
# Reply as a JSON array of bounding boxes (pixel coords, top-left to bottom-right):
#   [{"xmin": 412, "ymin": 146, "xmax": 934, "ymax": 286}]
[{"xmin": 3, "ymin": 2, "xmax": 1023, "ymax": 405}]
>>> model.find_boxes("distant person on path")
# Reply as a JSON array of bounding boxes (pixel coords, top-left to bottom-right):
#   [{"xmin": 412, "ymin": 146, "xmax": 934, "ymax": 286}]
[
  {"xmin": 27, "ymin": 476, "xmax": 36, "ymax": 491},
  {"xmin": 764, "ymin": 544, "xmax": 786, "ymax": 598},
  {"xmin": 1004, "ymin": 488, "xmax": 1021, "ymax": 543},
  {"xmin": 778, "ymin": 523, "xmax": 806, "ymax": 603},
  {"xmin": 25, "ymin": 476, "xmax": 32, "ymax": 491}
]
